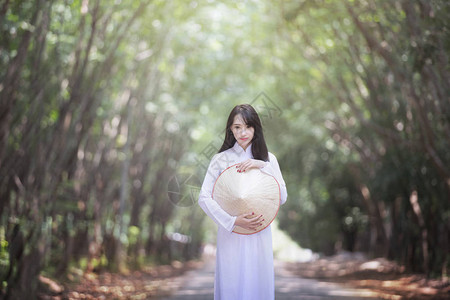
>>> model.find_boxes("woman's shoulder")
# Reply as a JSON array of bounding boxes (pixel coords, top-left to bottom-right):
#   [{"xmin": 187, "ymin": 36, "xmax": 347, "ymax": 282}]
[
  {"xmin": 268, "ymin": 151, "xmax": 278, "ymax": 162},
  {"xmin": 215, "ymin": 146, "xmax": 238, "ymax": 161},
  {"xmin": 209, "ymin": 149, "xmax": 235, "ymax": 169},
  {"xmin": 212, "ymin": 148, "xmax": 233, "ymax": 160}
]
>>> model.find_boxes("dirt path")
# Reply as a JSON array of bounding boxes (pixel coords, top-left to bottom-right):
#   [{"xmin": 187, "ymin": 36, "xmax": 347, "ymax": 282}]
[
  {"xmin": 54, "ymin": 251, "xmax": 448, "ymax": 299},
  {"xmin": 160, "ymin": 259, "xmax": 380, "ymax": 300}
]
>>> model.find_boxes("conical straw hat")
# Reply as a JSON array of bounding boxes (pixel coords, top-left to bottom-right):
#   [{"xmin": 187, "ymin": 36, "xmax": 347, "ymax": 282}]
[{"xmin": 212, "ymin": 164, "xmax": 281, "ymax": 235}]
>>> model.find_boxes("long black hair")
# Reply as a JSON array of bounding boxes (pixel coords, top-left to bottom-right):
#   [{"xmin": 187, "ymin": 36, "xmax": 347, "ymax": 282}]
[{"xmin": 218, "ymin": 104, "xmax": 269, "ymax": 162}]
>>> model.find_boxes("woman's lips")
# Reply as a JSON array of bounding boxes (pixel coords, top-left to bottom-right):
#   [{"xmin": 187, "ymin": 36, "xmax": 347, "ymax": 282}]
[{"xmin": 240, "ymin": 138, "xmax": 248, "ymax": 141}]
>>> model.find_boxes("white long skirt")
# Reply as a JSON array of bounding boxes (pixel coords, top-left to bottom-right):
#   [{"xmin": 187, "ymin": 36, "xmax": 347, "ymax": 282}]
[{"xmin": 214, "ymin": 225, "xmax": 274, "ymax": 300}]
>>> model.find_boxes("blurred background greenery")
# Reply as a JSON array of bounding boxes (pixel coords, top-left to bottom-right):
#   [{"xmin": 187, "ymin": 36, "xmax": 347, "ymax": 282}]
[{"xmin": 0, "ymin": 0, "xmax": 449, "ymax": 298}]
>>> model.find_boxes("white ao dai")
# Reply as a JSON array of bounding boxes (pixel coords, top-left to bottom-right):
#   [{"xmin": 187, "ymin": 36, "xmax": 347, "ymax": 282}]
[{"xmin": 198, "ymin": 142, "xmax": 287, "ymax": 300}]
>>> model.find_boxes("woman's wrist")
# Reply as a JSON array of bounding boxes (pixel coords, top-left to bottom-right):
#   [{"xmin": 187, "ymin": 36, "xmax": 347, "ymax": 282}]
[{"xmin": 257, "ymin": 160, "xmax": 267, "ymax": 169}]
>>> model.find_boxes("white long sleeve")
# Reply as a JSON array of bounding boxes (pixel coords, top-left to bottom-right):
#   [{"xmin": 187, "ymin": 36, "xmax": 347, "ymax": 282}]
[
  {"xmin": 261, "ymin": 152, "xmax": 288, "ymax": 205},
  {"xmin": 198, "ymin": 153, "xmax": 237, "ymax": 232}
]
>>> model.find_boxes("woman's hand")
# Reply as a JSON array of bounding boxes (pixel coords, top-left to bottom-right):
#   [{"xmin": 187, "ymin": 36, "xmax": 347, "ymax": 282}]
[
  {"xmin": 234, "ymin": 212, "xmax": 264, "ymax": 231},
  {"xmin": 236, "ymin": 159, "xmax": 266, "ymax": 173}
]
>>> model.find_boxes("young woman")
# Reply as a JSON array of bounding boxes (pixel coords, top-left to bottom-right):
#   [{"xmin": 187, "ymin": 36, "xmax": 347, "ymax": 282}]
[{"xmin": 198, "ymin": 104, "xmax": 288, "ymax": 300}]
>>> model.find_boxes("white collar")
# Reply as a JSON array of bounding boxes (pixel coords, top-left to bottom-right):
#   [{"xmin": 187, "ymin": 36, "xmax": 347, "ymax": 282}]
[{"xmin": 232, "ymin": 141, "xmax": 252, "ymax": 154}]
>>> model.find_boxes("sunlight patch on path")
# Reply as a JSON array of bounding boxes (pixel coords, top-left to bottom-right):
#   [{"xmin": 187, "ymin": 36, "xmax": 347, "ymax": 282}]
[
  {"xmin": 272, "ymin": 220, "xmax": 317, "ymax": 263},
  {"xmin": 275, "ymin": 261, "xmax": 380, "ymax": 300},
  {"xmin": 159, "ymin": 259, "xmax": 215, "ymax": 300}
]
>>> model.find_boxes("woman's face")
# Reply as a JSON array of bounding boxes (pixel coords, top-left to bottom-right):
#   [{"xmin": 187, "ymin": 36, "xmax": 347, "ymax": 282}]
[{"xmin": 231, "ymin": 114, "xmax": 254, "ymax": 150}]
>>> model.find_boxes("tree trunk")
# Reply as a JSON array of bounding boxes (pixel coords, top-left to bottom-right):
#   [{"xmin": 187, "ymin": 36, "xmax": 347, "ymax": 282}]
[
  {"xmin": 409, "ymin": 190, "xmax": 429, "ymax": 275},
  {"xmin": 360, "ymin": 184, "xmax": 388, "ymax": 257},
  {"xmin": 0, "ymin": 0, "xmax": 44, "ymax": 167}
]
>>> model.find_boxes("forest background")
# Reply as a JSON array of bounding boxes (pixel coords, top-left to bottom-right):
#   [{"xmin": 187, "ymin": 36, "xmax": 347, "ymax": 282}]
[{"xmin": 0, "ymin": 0, "xmax": 449, "ymax": 298}]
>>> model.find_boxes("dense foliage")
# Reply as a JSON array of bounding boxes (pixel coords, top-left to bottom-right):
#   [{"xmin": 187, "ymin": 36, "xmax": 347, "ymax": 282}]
[
  {"xmin": 272, "ymin": 0, "xmax": 449, "ymax": 278},
  {"xmin": 0, "ymin": 0, "xmax": 448, "ymax": 298}
]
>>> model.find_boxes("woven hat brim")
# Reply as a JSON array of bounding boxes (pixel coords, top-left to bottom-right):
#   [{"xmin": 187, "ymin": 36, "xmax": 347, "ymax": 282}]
[{"xmin": 212, "ymin": 164, "xmax": 281, "ymax": 235}]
